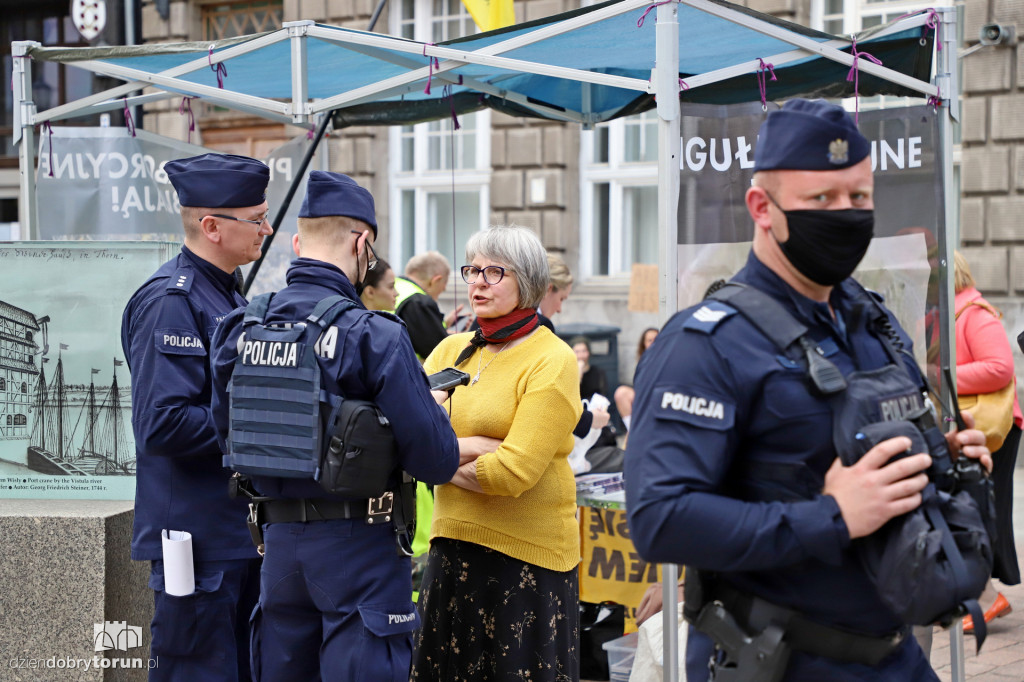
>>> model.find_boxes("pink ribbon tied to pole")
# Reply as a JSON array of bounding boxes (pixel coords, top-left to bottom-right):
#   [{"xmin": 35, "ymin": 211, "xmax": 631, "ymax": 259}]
[
  {"xmin": 756, "ymin": 58, "xmax": 777, "ymax": 111},
  {"xmin": 846, "ymin": 37, "xmax": 882, "ymax": 124},
  {"xmin": 179, "ymin": 97, "xmax": 196, "ymax": 144},
  {"xmin": 123, "ymin": 97, "xmax": 136, "ymax": 137},
  {"xmin": 208, "ymin": 46, "xmax": 228, "ymax": 88}
]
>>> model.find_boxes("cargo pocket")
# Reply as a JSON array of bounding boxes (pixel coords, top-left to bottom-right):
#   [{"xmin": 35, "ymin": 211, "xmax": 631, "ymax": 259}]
[
  {"xmin": 355, "ymin": 602, "xmax": 419, "ymax": 681},
  {"xmin": 149, "ymin": 569, "xmax": 228, "ymax": 657}
]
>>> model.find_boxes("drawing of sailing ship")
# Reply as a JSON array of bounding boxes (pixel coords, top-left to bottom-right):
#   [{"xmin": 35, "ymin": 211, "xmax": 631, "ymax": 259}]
[{"xmin": 26, "ymin": 350, "xmax": 134, "ymax": 476}]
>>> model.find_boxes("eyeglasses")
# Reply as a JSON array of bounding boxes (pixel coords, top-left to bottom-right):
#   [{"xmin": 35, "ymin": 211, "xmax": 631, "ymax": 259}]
[
  {"xmin": 207, "ymin": 212, "xmax": 270, "ymax": 227},
  {"xmin": 461, "ymin": 265, "xmax": 511, "ymax": 285},
  {"xmin": 351, "ymin": 230, "xmax": 379, "ymax": 271}
]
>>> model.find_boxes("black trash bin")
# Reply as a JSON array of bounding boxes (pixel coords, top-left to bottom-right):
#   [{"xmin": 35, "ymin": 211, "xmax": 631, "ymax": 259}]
[{"xmin": 556, "ymin": 323, "xmax": 624, "ymax": 432}]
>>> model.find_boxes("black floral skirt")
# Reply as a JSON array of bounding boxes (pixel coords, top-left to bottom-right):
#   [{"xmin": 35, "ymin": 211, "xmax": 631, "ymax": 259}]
[{"xmin": 411, "ymin": 537, "xmax": 580, "ymax": 681}]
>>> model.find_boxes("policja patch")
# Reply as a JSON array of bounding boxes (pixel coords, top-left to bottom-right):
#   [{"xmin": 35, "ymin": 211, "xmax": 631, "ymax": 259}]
[
  {"xmin": 154, "ymin": 328, "xmax": 206, "ymax": 355},
  {"xmin": 653, "ymin": 385, "xmax": 735, "ymax": 431}
]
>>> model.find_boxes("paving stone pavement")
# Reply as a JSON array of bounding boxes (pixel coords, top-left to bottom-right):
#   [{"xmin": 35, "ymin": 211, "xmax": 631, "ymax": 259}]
[{"xmin": 929, "ymin": 465, "xmax": 1024, "ymax": 681}]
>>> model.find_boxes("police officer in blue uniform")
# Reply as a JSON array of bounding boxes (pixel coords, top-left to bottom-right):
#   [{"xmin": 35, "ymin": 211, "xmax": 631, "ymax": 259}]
[
  {"xmin": 121, "ymin": 153, "xmax": 270, "ymax": 681},
  {"xmin": 624, "ymin": 100, "xmax": 992, "ymax": 681},
  {"xmin": 209, "ymin": 170, "xmax": 459, "ymax": 681}
]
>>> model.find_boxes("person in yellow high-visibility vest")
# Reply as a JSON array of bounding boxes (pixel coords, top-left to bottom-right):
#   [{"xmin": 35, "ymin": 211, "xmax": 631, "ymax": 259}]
[{"xmin": 394, "ymin": 251, "xmax": 463, "ymax": 361}]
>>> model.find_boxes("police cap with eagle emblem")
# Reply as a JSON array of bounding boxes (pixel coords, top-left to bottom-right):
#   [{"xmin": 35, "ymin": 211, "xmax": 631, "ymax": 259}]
[
  {"xmin": 165, "ymin": 153, "xmax": 270, "ymax": 208},
  {"xmin": 299, "ymin": 171, "xmax": 377, "ymax": 238},
  {"xmin": 753, "ymin": 98, "xmax": 870, "ymax": 172}
]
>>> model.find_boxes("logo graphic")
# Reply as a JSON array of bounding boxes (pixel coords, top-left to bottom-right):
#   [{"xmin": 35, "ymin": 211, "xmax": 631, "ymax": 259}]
[
  {"xmin": 72, "ymin": 0, "xmax": 107, "ymax": 41},
  {"xmin": 828, "ymin": 138, "xmax": 849, "ymax": 165},
  {"xmin": 93, "ymin": 622, "xmax": 142, "ymax": 652}
]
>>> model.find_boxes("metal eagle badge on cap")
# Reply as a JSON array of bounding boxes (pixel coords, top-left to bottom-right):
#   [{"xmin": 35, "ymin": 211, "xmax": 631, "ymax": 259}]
[{"xmin": 828, "ymin": 138, "xmax": 849, "ymax": 165}]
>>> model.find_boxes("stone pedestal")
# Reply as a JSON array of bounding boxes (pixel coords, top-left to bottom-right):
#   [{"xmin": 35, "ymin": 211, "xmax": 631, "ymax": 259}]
[{"xmin": 0, "ymin": 500, "xmax": 153, "ymax": 681}]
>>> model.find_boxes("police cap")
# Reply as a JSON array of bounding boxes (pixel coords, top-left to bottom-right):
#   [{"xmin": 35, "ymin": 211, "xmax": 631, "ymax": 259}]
[
  {"xmin": 299, "ymin": 171, "xmax": 377, "ymax": 237},
  {"xmin": 165, "ymin": 153, "xmax": 270, "ymax": 208},
  {"xmin": 753, "ymin": 99, "xmax": 870, "ymax": 172}
]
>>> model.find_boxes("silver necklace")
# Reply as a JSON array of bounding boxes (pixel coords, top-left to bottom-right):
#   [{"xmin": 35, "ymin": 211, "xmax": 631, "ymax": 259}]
[{"xmin": 472, "ymin": 342, "xmax": 510, "ymax": 385}]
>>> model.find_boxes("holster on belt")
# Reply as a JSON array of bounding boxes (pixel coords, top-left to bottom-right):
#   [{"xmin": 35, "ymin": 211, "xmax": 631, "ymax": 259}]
[{"xmin": 684, "ymin": 569, "xmax": 905, "ymax": 680}]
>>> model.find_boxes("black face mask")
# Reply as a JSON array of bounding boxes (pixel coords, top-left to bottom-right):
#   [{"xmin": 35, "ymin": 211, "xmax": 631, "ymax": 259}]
[{"xmin": 767, "ymin": 195, "xmax": 875, "ymax": 287}]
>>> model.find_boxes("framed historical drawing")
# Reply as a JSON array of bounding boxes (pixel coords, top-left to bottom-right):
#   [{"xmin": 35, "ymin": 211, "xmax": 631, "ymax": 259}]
[{"xmin": 0, "ymin": 242, "xmax": 177, "ymax": 500}]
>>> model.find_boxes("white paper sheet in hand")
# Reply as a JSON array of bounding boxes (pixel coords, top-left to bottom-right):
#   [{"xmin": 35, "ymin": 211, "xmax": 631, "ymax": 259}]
[{"xmin": 161, "ymin": 529, "xmax": 195, "ymax": 596}]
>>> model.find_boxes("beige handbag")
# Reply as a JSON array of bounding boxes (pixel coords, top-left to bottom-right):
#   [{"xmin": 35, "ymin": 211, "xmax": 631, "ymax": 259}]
[{"xmin": 956, "ymin": 301, "xmax": 1015, "ymax": 452}]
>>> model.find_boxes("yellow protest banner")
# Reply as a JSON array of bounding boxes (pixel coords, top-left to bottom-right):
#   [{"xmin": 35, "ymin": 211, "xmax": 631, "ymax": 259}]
[
  {"xmin": 460, "ymin": 0, "xmax": 515, "ymax": 32},
  {"xmin": 579, "ymin": 506, "xmax": 661, "ymax": 632}
]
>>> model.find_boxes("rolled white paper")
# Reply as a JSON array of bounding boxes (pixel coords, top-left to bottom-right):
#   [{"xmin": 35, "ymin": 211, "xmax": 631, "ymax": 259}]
[{"xmin": 161, "ymin": 529, "xmax": 195, "ymax": 596}]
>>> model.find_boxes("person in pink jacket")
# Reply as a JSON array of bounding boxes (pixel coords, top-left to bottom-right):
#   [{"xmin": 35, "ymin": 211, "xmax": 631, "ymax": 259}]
[{"xmin": 954, "ymin": 250, "xmax": 1021, "ymax": 633}]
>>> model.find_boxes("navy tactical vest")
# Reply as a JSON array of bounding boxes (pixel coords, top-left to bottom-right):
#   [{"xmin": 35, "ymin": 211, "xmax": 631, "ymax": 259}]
[{"xmin": 224, "ymin": 293, "xmax": 355, "ymax": 479}]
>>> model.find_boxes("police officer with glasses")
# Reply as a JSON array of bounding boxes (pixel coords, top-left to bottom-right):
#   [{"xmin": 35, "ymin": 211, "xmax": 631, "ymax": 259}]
[
  {"xmin": 624, "ymin": 99, "xmax": 993, "ymax": 681},
  {"xmin": 210, "ymin": 170, "xmax": 459, "ymax": 681},
  {"xmin": 121, "ymin": 153, "xmax": 270, "ymax": 682}
]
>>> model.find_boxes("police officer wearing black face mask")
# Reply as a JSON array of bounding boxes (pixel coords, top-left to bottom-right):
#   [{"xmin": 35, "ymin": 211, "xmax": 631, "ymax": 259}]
[{"xmin": 624, "ymin": 99, "xmax": 993, "ymax": 682}]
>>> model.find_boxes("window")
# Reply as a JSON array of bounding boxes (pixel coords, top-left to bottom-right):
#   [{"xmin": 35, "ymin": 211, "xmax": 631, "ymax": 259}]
[
  {"xmin": 580, "ymin": 110, "xmax": 659, "ymax": 276},
  {"xmin": 389, "ymin": 0, "xmax": 491, "ymax": 269},
  {"xmin": 202, "ymin": 1, "xmax": 283, "ymax": 41},
  {"xmin": 5, "ymin": 415, "xmax": 10, "ymax": 426},
  {"xmin": 0, "ymin": 378, "xmax": 4, "ymax": 391},
  {"xmin": 14, "ymin": 414, "xmax": 25, "ymax": 426},
  {"xmin": 21, "ymin": 382, "xmax": 27, "ymax": 394},
  {"xmin": 812, "ymin": 0, "xmax": 935, "ymax": 110}
]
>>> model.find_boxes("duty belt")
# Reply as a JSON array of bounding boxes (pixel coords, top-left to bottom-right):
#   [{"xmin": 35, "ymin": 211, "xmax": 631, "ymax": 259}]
[
  {"xmin": 261, "ymin": 497, "xmax": 368, "ymax": 524},
  {"xmin": 715, "ymin": 582, "xmax": 907, "ymax": 667}
]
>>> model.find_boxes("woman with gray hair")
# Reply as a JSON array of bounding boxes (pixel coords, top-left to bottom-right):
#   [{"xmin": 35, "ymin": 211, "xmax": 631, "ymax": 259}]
[{"xmin": 412, "ymin": 225, "xmax": 583, "ymax": 681}]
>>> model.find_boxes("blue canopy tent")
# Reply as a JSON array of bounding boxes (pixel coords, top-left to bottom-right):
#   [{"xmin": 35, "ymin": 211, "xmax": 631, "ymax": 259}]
[{"xmin": 10, "ymin": 2, "xmax": 965, "ymax": 678}]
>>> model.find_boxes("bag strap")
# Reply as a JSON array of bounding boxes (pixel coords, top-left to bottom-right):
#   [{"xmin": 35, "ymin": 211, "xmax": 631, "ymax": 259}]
[
  {"xmin": 955, "ymin": 299, "xmax": 1002, "ymax": 322},
  {"xmin": 243, "ymin": 292, "xmax": 275, "ymax": 326},
  {"xmin": 922, "ymin": 488, "xmax": 987, "ymax": 651},
  {"xmin": 708, "ymin": 283, "xmax": 808, "ymax": 351},
  {"xmin": 308, "ymin": 294, "xmax": 359, "ymax": 329},
  {"xmin": 708, "ymin": 283, "xmax": 847, "ymax": 395}
]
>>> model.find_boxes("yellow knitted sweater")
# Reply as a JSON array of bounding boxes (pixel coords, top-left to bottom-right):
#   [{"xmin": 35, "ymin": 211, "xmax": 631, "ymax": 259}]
[{"xmin": 423, "ymin": 327, "xmax": 583, "ymax": 572}]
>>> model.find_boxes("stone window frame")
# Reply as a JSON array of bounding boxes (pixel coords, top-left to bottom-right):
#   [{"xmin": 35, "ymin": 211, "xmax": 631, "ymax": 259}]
[
  {"xmin": 386, "ymin": 0, "xmax": 492, "ymax": 270},
  {"xmin": 578, "ymin": 109, "xmax": 659, "ymax": 278},
  {"xmin": 812, "ymin": 0, "xmax": 939, "ymax": 112}
]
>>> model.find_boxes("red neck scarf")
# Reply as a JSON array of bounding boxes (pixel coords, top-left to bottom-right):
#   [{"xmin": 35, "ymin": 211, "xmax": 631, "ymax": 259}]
[{"xmin": 455, "ymin": 308, "xmax": 539, "ymax": 367}]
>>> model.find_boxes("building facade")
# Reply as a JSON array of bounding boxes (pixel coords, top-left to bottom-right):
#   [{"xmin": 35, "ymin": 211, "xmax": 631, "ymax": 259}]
[
  {"xmin": 0, "ymin": 301, "xmax": 42, "ymax": 441},
  {"xmin": 5, "ymin": 0, "xmax": 1021, "ymax": 384}
]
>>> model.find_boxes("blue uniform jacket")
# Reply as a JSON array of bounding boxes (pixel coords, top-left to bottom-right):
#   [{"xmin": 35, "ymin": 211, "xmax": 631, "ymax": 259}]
[
  {"xmin": 210, "ymin": 258, "xmax": 459, "ymax": 499},
  {"xmin": 625, "ymin": 252, "xmax": 922, "ymax": 637},
  {"xmin": 121, "ymin": 246, "xmax": 257, "ymax": 562}
]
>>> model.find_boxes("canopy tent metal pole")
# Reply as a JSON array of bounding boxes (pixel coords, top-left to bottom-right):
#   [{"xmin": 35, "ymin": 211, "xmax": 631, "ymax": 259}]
[
  {"xmin": 331, "ymin": 39, "xmax": 598, "ymax": 123},
  {"xmin": 241, "ymin": 112, "xmax": 331, "ymax": 295},
  {"xmin": 934, "ymin": 6, "xmax": 964, "ymax": 682},
  {"xmin": 655, "ymin": 1, "xmax": 681, "ymax": 680},
  {"xmin": 288, "ymin": 20, "xmax": 313, "ymax": 124},
  {"xmin": 306, "ymin": 25, "xmax": 653, "ymax": 114},
  {"xmin": 680, "ymin": 0, "xmax": 939, "ymax": 99},
  {"xmin": 682, "ymin": 11, "xmax": 936, "ymax": 97},
  {"xmin": 31, "ymin": 29, "xmax": 292, "ymax": 126},
  {"xmin": 12, "ymin": 41, "xmax": 39, "ymax": 239},
  {"xmin": 242, "ymin": 3, "xmax": 390, "ymax": 293}
]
